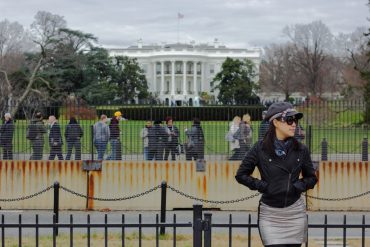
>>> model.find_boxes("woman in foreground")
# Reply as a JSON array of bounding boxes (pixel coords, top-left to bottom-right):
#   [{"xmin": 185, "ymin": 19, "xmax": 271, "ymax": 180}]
[{"xmin": 235, "ymin": 102, "xmax": 318, "ymax": 247}]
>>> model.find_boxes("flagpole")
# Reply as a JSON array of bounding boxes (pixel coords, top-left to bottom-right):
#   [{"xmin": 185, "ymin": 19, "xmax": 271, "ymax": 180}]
[{"xmin": 177, "ymin": 16, "xmax": 179, "ymax": 43}]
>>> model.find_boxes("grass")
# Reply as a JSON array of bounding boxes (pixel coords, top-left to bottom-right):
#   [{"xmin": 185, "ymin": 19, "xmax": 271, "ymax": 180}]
[
  {"xmin": 8, "ymin": 119, "xmax": 370, "ymax": 157},
  {"xmin": 5, "ymin": 231, "xmax": 369, "ymax": 247},
  {"xmin": 2, "ymin": 232, "xmax": 329, "ymax": 247}
]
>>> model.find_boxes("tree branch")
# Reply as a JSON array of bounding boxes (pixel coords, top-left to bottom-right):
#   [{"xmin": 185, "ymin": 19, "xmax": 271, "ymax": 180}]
[
  {"xmin": 30, "ymin": 88, "xmax": 43, "ymax": 95},
  {"xmin": 0, "ymin": 69, "xmax": 13, "ymax": 92},
  {"xmin": 37, "ymin": 76, "xmax": 53, "ymax": 90}
]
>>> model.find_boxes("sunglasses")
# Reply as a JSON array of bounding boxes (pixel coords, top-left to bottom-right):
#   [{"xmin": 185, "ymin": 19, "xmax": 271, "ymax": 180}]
[{"xmin": 279, "ymin": 116, "xmax": 299, "ymax": 126}]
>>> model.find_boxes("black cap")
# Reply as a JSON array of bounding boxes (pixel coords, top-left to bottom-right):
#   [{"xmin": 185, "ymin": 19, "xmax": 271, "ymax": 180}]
[{"xmin": 264, "ymin": 102, "xmax": 303, "ymax": 121}]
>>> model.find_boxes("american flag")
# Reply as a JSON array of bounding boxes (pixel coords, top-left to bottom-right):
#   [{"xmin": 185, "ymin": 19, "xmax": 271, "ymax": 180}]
[{"xmin": 177, "ymin": 12, "xmax": 184, "ymax": 19}]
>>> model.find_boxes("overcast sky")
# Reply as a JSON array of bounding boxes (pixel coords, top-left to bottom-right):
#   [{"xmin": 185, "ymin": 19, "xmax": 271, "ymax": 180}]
[{"xmin": 1, "ymin": 0, "xmax": 369, "ymax": 48}]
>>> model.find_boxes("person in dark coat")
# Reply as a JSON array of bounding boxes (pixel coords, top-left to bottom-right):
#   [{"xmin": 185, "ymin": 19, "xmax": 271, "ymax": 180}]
[
  {"xmin": 235, "ymin": 102, "xmax": 317, "ymax": 247},
  {"xmin": 65, "ymin": 117, "xmax": 83, "ymax": 160},
  {"xmin": 185, "ymin": 118, "xmax": 205, "ymax": 160},
  {"xmin": 164, "ymin": 116, "xmax": 180, "ymax": 161},
  {"xmin": 48, "ymin": 115, "xmax": 63, "ymax": 160},
  {"xmin": 148, "ymin": 120, "xmax": 167, "ymax": 160},
  {"xmin": 258, "ymin": 110, "xmax": 269, "ymax": 141},
  {"xmin": 28, "ymin": 112, "xmax": 47, "ymax": 160},
  {"xmin": 108, "ymin": 111, "xmax": 122, "ymax": 160},
  {"xmin": 0, "ymin": 113, "xmax": 15, "ymax": 160}
]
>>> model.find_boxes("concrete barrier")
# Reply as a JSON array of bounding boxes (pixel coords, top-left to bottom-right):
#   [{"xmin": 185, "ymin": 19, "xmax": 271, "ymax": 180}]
[{"xmin": 0, "ymin": 160, "xmax": 368, "ymax": 211}]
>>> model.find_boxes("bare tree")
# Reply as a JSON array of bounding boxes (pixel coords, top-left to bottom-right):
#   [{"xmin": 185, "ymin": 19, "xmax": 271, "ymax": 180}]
[
  {"xmin": 333, "ymin": 27, "xmax": 369, "ymax": 99},
  {"xmin": 283, "ymin": 20, "xmax": 333, "ymax": 97},
  {"xmin": 0, "ymin": 19, "xmax": 30, "ymax": 114},
  {"xmin": 259, "ymin": 43, "xmax": 299, "ymax": 100},
  {"xmin": 0, "ymin": 11, "xmax": 67, "ymax": 117}
]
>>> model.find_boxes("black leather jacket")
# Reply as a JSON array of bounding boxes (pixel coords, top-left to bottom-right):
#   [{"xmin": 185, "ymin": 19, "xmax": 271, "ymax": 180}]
[{"xmin": 235, "ymin": 140, "xmax": 317, "ymax": 208}]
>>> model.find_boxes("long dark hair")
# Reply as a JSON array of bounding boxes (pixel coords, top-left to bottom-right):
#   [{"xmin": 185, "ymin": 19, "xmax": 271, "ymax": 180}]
[{"xmin": 262, "ymin": 121, "xmax": 300, "ymax": 155}]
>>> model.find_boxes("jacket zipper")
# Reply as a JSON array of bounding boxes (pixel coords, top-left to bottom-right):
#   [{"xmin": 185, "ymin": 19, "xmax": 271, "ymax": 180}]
[{"xmin": 284, "ymin": 173, "xmax": 292, "ymax": 207}]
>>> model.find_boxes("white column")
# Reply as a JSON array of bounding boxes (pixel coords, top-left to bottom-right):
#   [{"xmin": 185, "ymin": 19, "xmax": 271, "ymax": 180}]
[
  {"xmin": 161, "ymin": 61, "xmax": 164, "ymax": 95},
  {"xmin": 171, "ymin": 61, "xmax": 175, "ymax": 95},
  {"xmin": 183, "ymin": 61, "xmax": 187, "ymax": 96},
  {"xmin": 153, "ymin": 62, "xmax": 156, "ymax": 92},
  {"xmin": 201, "ymin": 61, "xmax": 205, "ymax": 92},
  {"xmin": 193, "ymin": 61, "xmax": 197, "ymax": 95}
]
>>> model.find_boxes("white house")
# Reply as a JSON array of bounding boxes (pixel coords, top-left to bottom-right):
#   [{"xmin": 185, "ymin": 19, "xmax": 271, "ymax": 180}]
[{"xmin": 108, "ymin": 39, "xmax": 261, "ymax": 105}]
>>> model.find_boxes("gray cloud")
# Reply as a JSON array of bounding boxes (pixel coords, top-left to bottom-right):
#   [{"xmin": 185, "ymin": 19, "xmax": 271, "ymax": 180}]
[{"xmin": 0, "ymin": 0, "xmax": 368, "ymax": 48}]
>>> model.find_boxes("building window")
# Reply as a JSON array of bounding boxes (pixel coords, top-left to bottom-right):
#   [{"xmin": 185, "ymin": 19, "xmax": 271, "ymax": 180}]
[
  {"xmin": 156, "ymin": 63, "xmax": 161, "ymax": 74},
  {"xmin": 165, "ymin": 63, "xmax": 170, "ymax": 74},
  {"xmin": 188, "ymin": 81, "xmax": 192, "ymax": 94},
  {"xmin": 166, "ymin": 81, "xmax": 170, "ymax": 93},
  {"xmin": 209, "ymin": 64, "xmax": 215, "ymax": 74},
  {"xmin": 176, "ymin": 62, "xmax": 182, "ymax": 74},
  {"xmin": 187, "ymin": 63, "xmax": 193, "ymax": 74}
]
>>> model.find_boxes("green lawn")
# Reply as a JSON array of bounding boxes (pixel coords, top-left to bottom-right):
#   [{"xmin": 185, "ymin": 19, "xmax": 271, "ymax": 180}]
[{"xmin": 7, "ymin": 120, "xmax": 369, "ymax": 158}]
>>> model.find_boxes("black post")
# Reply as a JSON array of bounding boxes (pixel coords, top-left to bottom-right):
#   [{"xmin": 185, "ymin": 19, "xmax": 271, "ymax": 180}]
[
  {"xmin": 307, "ymin": 125, "xmax": 312, "ymax": 155},
  {"xmin": 193, "ymin": 204, "xmax": 203, "ymax": 247},
  {"xmin": 362, "ymin": 138, "xmax": 368, "ymax": 161},
  {"xmin": 160, "ymin": 181, "xmax": 167, "ymax": 235},
  {"xmin": 53, "ymin": 181, "xmax": 59, "ymax": 236},
  {"xmin": 90, "ymin": 125, "xmax": 94, "ymax": 161},
  {"xmin": 321, "ymin": 138, "xmax": 328, "ymax": 161},
  {"xmin": 204, "ymin": 213, "xmax": 212, "ymax": 247}
]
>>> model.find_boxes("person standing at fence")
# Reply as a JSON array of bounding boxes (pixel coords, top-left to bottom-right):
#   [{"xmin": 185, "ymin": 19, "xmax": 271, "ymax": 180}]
[
  {"xmin": 235, "ymin": 102, "xmax": 317, "ymax": 247},
  {"xmin": 0, "ymin": 113, "xmax": 15, "ymax": 160},
  {"xmin": 48, "ymin": 115, "xmax": 63, "ymax": 160},
  {"xmin": 148, "ymin": 120, "xmax": 167, "ymax": 160},
  {"xmin": 233, "ymin": 114, "xmax": 252, "ymax": 160},
  {"xmin": 93, "ymin": 114, "xmax": 110, "ymax": 160},
  {"xmin": 28, "ymin": 112, "xmax": 47, "ymax": 160},
  {"xmin": 140, "ymin": 120, "xmax": 152, "ymax": 160},
  {"xmin": 108, "ymin": 111, "xmax": 122, "ymax": 160},
  {"xmin": 226, "ymin": 115, "xmax": 241, "ymax": 160},
  {"xmin": 65, "ymin": 117, "xmax": 83, "ymax": 160},
  {"xmin": 185, "ymin": 118, "xmax": 205, "ymax": 161},
  {"xmin": 258, "ymin": 110, "xmax": 269, "ymax": 141},
  {"xmin": 164, "ymin": 116, "xmax": 180, "ymax": 161}
]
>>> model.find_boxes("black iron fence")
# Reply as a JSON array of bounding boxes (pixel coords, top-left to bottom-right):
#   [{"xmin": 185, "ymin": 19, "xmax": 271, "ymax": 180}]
[
  {"xmin": 0, "ymin": 207, "xmax": 369, "ymax": 247},
  {"xmin": 0, "ymin": 181, "xmax": 370, "ymax": 246},
  {"xmin": 0, "ymin": 100, "xmax": 368, "ymax": 161}
]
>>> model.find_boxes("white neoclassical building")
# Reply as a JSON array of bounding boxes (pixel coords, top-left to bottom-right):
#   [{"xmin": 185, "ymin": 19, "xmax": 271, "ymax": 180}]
[{"xmin": 109, "ymin": 39, "xmax": 261, "ymax": 105}]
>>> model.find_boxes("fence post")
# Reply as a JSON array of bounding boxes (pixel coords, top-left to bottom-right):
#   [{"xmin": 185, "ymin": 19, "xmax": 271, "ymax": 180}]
[
  {"xmin": 307, "ymin": 125, "xmax": 312, "ymax": 155},
  {"xmin": 160, "ymin": 181, "xmax": 167, "ymax": 235},
  {"xmin": 90, "ymin": 125, "xmax": 94, "ymax": 161},
  {"xmin": 321, "ymin": 138, "xmax": 328, "ymax": 161},
  {"xmin": 362, "ymin": 138, "xmax": 368, "ymax": 161},
  {"xmin": 53, "ymin": 181, "xmax": 59, "ymax": 236},
  {"xmin": 193, "ymin": 204, "xmax": 203, "ymax": 247},
  {"xmin": 204, "ymin": 213, "xmax": 212, "ymax": 247}
]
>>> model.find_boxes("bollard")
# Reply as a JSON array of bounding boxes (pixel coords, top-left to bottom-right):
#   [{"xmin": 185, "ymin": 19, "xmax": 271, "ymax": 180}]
[
  {"xmin": 196, "ymin": 159, "xmax": 206, "ymax": 172},
  {"xmin": 204, "ymin": 213, "xmax": 212, "ymax": 247},
  {"xmin": 160, "ymin": 181, "xmax": 167, "ymax": 235},
  {"xmin": 321, "ymin": 138, "xmax": 328, "ymax": 161},
  {"xmin": 362, "ymin": 138, "xmax": 368, "ymax": 161},
  {"xmin": 193, "ymin": 204, "xmax": 203, "ymax": 247},
  {"xmin": 53, "ymin": 181, "xmax": 60, "ymax": 236}
]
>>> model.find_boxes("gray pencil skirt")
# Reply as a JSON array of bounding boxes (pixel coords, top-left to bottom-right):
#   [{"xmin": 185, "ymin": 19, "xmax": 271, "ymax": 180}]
[{"xmin": 258, "ymin": 197, "xmax": 307, "ymax": 246}]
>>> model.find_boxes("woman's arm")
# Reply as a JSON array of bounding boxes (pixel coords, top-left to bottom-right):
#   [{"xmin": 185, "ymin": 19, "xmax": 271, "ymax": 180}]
[
  {"xmin": 293, "ymin": 146, "xmax": 318, "ymax": 192},
  {"xmin": 235, "ymin": 142, "xmax": 268, "ymax": 192}
]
